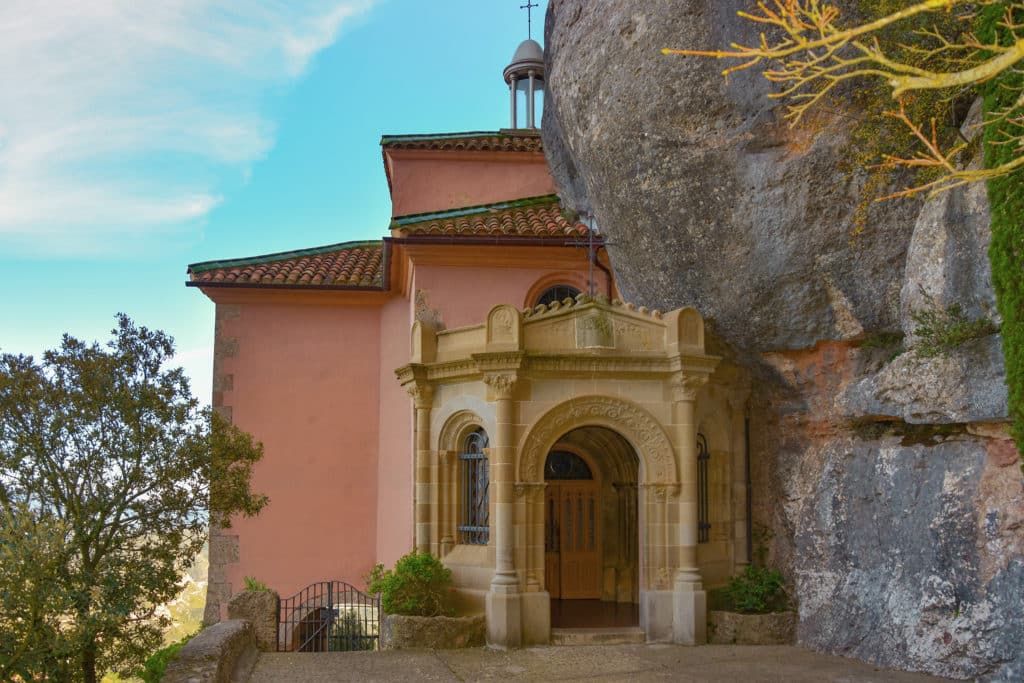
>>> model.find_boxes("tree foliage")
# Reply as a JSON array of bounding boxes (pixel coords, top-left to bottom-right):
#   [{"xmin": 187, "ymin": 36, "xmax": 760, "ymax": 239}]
[
  {"xmin": 665, "ymin": 0, "xmax": 1024, "ymax": 197},
  {"xmin": 0, "ymin": 315, "xmax": 267, "ymax": 682}
]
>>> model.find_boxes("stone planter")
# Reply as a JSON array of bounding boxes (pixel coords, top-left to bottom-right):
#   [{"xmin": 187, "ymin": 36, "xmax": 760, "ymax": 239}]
[
  {"xmin": 380, "ymin": 613, "xmax": 486, "ymax": 650},
  {"xmin": 708, "ymin": 610, "xmax": 797, "ymax": 645},
  {"xmin": 227, "ymin": 589, "xmax": 280, "ymax": 652}
]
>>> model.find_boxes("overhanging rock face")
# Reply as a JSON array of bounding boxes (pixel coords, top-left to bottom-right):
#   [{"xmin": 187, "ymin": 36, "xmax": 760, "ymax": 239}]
[{"xmin": 541, "ymin": 2, "xmax": 1022, "ymax": 679}]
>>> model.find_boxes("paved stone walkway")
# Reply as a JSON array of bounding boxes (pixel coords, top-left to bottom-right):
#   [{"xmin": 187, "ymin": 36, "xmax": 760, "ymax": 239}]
[{"xmin": 249, "ymin": 644, "xmax": 952, "ymax": 682}]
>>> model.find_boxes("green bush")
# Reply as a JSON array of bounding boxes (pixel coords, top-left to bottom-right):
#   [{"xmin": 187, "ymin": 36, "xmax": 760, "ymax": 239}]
[
  {"xmin": 910, "ymin": 290, "xmax": 997, "ymax": 359},
  {"xmin": 243, "ymin": 576, "xmax": 270, "ymax": 592},
  {"xmin": 725, "ymin": 566, "xmax": 788, "ymax": 614},
  {"xmin": 136, "ymin": 632, "xmax": 196, "ymax": 683},
  {"xmin": 366, "ymin": 549, "xmax": 455, "ymax": 617}
]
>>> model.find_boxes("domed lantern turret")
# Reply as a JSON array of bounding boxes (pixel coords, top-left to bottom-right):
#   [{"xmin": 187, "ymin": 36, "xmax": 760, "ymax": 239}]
[{"xmin": 503, "ymin": 38, "xmax": 544, "ymax": 129}]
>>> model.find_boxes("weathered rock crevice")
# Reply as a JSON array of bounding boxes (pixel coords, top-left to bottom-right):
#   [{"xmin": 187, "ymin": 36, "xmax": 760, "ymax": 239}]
[{"xmin": 543, "ymin": 1, "xmax": 1023, "ymax": 679}]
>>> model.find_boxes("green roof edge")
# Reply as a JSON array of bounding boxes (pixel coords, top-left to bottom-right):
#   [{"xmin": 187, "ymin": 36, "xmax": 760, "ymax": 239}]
[
  {"xmin": 390, "ymin": 195, "xmax": 560, "ymax": 228},
  {"xmin": 380, "ymin": 131, "xmax": 503, "ymax": 145},
  {"xmin": 188, "ymin": 239, "xmax": 382, "ymax": 274}
]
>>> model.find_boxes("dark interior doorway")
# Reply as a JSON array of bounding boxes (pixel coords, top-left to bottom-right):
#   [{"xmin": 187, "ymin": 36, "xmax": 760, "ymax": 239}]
[{"xmin": 550, "ymin": 599, "xmax": 639, "ymax": 629}]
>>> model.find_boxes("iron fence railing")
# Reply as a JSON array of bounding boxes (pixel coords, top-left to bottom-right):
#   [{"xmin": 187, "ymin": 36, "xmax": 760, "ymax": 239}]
[{"xmin": 277, "ymin": 581, "xmax": 380, "ymax": 652}]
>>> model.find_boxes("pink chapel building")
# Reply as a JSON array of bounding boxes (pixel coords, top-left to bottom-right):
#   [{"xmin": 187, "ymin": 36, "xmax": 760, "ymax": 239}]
[{"xmin": 188, "ymin": 39, "xmax": 754, "ymax": 648}]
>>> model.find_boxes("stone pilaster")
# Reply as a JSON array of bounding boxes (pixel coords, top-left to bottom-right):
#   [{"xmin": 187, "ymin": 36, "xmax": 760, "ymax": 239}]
[
  {"xmin": 483, "ymin": 372, "xmax": 521, "ymax": 648},
  {"xmin": 438, "ymin": 450, "xmax": 455, "ymax": 557},
  {"xmin": 409, "ymin": 383, "xmax": 434, "ymax": 554},
  {"xmin": 671, "ymin": 374, "xmax": 709, "ymax": 645}
]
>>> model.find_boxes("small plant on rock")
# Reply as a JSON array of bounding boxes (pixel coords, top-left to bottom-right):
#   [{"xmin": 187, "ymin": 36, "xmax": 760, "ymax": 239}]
[
  {"xmin": 243, "ymin": 576, "xmax": 271, "ymax": 592},
  {"xmin": 726, "ymin": 565, "xmax": 788, "ymax": 614},
  {"xmin": 366, "ymin": 549, "xmax": 455, "ymax": 617},
  {"xmin": 910, "ymin": 290, "xmax": 998, "ymax": 358}
]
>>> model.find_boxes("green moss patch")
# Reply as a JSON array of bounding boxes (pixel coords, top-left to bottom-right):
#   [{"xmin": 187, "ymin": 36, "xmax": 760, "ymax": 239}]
[{"xmin": 978, "ymin": 3, "xmax": 1024, "ymax": 463}]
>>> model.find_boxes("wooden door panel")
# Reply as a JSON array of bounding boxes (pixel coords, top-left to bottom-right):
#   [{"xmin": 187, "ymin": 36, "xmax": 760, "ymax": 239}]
[{"xmin": 545, "ymin": 481, "xmax": 601, "ymax": 600}]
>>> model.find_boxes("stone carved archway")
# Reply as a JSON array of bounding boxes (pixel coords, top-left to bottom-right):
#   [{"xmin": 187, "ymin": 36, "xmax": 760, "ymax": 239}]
[
  {"xmin": 517, "ymin": 395, "xmax": 677, "ymax": 485},
  {"xmin": 438, "ymin": 409, "xmax": 486, "ymax": 452}
]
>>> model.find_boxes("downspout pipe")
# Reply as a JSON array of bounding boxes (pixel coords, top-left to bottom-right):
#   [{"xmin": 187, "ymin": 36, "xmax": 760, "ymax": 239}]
[
  {"xmin": 593, "ymin": 245, "xmax": 614, "ymax": 300},
  {"xmin": 745, "ymin": 415, "xmax": 753, "ymax": 565}
]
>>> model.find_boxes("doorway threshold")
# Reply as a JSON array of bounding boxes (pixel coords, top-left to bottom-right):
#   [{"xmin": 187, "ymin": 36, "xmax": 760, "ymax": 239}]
[{"xmin": 550, "ymin": 626, "xmax": 645, "ymax": 646}]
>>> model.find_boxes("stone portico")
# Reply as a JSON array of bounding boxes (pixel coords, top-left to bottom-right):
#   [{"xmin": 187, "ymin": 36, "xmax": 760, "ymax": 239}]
[{"xmin": 396, "ymin": 294, "xmax": 748, "ymax": 648}]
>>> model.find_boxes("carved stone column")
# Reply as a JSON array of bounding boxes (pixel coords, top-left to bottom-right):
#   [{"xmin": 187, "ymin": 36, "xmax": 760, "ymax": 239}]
[
  {"xmin": 409, "ymin": 383, "xmax": 433, "ymax": 554},
  {"xmin": 671, "ymin": 374, "xmax": 709, "ymax": 645},
  {"xmin": 514, "ymin": 482, "xmax": 545, "ymax": 592},
  {"xmin": 484, "ymin": 373, "xmax": 521, "ymax": 648}
]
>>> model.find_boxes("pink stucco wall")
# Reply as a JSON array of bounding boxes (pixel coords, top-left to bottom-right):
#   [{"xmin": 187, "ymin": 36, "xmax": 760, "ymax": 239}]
[
  {"xmin": 387, "ymin": 154, "xmax": 556, "ymax": 217},
  {"xmin": 220, "ymin": 302, "xmax": 381, "ymax": 600},
  {"xmin": 376, "ymin": 295, "xmax": 415, "ymax": 568},
  {"xmin": 412, "ymin": 262, "xmax": 591, "ymax": 329},
  {"xmin": 208, "ymin": 255, "xmax": 597, "ymax": 603}
]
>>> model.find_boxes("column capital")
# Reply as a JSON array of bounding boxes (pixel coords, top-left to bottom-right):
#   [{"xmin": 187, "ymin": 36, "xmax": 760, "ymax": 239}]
[
  {"xmin": 483, "ymin": 373, "xmax": 518, "ymax": 401},
  {"xmin": 640, "ymin": 482, "xmax": 680, "ymax": 501},
  {"xmin": 513, "ymin": 481, "xmax": 546, "ymax": 500},
  {"xmin": 407, "ymin": 383, "xmax": 434, "ymax": 409},
  {"xmin": 670, "ymin": 374, "xmax": 709, "ymax": 402}
]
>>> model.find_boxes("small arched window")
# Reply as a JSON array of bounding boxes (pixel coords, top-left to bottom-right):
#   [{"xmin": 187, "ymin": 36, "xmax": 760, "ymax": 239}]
[
  {"xmin": 458, "ymin": 428, "xmax": 489, "ymax": 545},
  {"xmin": 535, "ymin": 285, "xmax": 581, "ymax": 308}
]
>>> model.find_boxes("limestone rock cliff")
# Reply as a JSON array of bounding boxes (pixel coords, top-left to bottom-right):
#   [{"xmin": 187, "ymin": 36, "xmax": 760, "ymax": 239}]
[{"xmin": 543, "ymin": 1, "xmax": 1023, "ymax": 679}]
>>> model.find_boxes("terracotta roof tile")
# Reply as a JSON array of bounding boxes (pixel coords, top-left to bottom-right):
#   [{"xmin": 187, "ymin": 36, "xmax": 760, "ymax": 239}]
[
  {"xmin": 188, "ymin": 241, "xmax": 384, "ymax": 288},
  {"xmin": 391, "ymin": 196, "xmax": 588, "ymax": 239},
  {"xmin": 381, "ymin": 131, "xmax": 543, "ymax": 153}
]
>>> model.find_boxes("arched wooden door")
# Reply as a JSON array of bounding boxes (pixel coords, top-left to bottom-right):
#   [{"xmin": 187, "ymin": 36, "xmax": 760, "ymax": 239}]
[{"xmin": 544, "ymin": 451, "xmax": 601, "ymax": 599}]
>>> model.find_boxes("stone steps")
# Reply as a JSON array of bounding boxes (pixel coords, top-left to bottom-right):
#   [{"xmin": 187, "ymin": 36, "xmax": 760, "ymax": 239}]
[{"xmin": 550, "ymin": 627, "xmax": 645, "ymax": 646}]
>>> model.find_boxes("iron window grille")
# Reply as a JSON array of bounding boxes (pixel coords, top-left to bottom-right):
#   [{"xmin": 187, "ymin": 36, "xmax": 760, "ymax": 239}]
[
  {"xmin": 697, "ymin": 433, "xmax": 710, "ymax": 544},
  {"xmin": 535, "ymin": 285, "xmax": 581, "ymax": 308},
  {"xmin": 458, "ymin": 428, "xmax": 489, "ymax": 545}
]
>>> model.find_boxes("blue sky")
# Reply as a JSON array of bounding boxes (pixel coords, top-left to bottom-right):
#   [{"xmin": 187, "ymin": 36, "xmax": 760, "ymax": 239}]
[{"xmin": 0, "ymin": 0, "xmax": 548, "ymax": 402}]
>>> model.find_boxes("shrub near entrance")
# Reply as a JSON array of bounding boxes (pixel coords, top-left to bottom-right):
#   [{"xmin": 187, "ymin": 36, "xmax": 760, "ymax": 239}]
[
  {"xmin": 725, "ymin": 566, "xmax": 788, "ymax": 614},
  {"xmin": 367, "ymin": 550, "xmax": 455, "ymax": 617}
]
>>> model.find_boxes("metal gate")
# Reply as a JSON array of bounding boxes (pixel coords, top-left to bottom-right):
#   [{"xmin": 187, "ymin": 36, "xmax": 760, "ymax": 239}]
[{"xmin": 277, "ymin": 581, "xmax": 380, "ymax": 652}]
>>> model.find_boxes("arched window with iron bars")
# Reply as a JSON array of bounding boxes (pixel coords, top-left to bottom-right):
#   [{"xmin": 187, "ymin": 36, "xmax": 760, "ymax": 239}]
[
  {"xmin": 535, "ymin": 284, "xmax": 581, "ymax": 308},
  {"xmin": 458, "ymin": 428, "xmax": 489, "ymax": 545},
  {"xmin": 697, "ymin": 433, "xmax": 710, "ymax": 544}
]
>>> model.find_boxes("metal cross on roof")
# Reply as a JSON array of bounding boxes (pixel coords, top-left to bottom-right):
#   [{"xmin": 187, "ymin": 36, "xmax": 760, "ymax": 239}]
[{"xmin": 520, "ymin": 1, "xmax": 538, "ymax": 40}]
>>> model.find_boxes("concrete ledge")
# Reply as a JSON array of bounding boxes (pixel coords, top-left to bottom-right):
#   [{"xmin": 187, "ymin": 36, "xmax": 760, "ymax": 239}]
[
  {"xmin": 163, "ymin": 619, "xmax": 258, "ymax": 683},
  {"xmin": 381, "ymin": 614, "xmax": 486, "ymax": 650},
  {"xmin": 708, "ymin": 611, "xmax": 797, "ymax": 645}
]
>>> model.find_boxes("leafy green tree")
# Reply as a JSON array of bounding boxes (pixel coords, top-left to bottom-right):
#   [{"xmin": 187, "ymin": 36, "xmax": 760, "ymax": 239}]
[
  {"xmin": 0, "ymin": 315, "xmax": 267, "ymax": 682},
  {"xmin": 0, "ymin": 504, "xmax": 76, "ymax": 681}
]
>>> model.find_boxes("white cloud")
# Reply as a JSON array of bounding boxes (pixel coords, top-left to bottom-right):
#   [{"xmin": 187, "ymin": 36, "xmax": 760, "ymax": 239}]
[{"xmin": 0, "ymin": 0, "xmax": 374, "ymax": 255}]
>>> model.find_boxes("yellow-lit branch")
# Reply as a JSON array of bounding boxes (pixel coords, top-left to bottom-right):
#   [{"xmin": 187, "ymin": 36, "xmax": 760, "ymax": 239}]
[{"xmin": 664, "ymin": 0, "xmax": 1024, "ymax": 197}]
